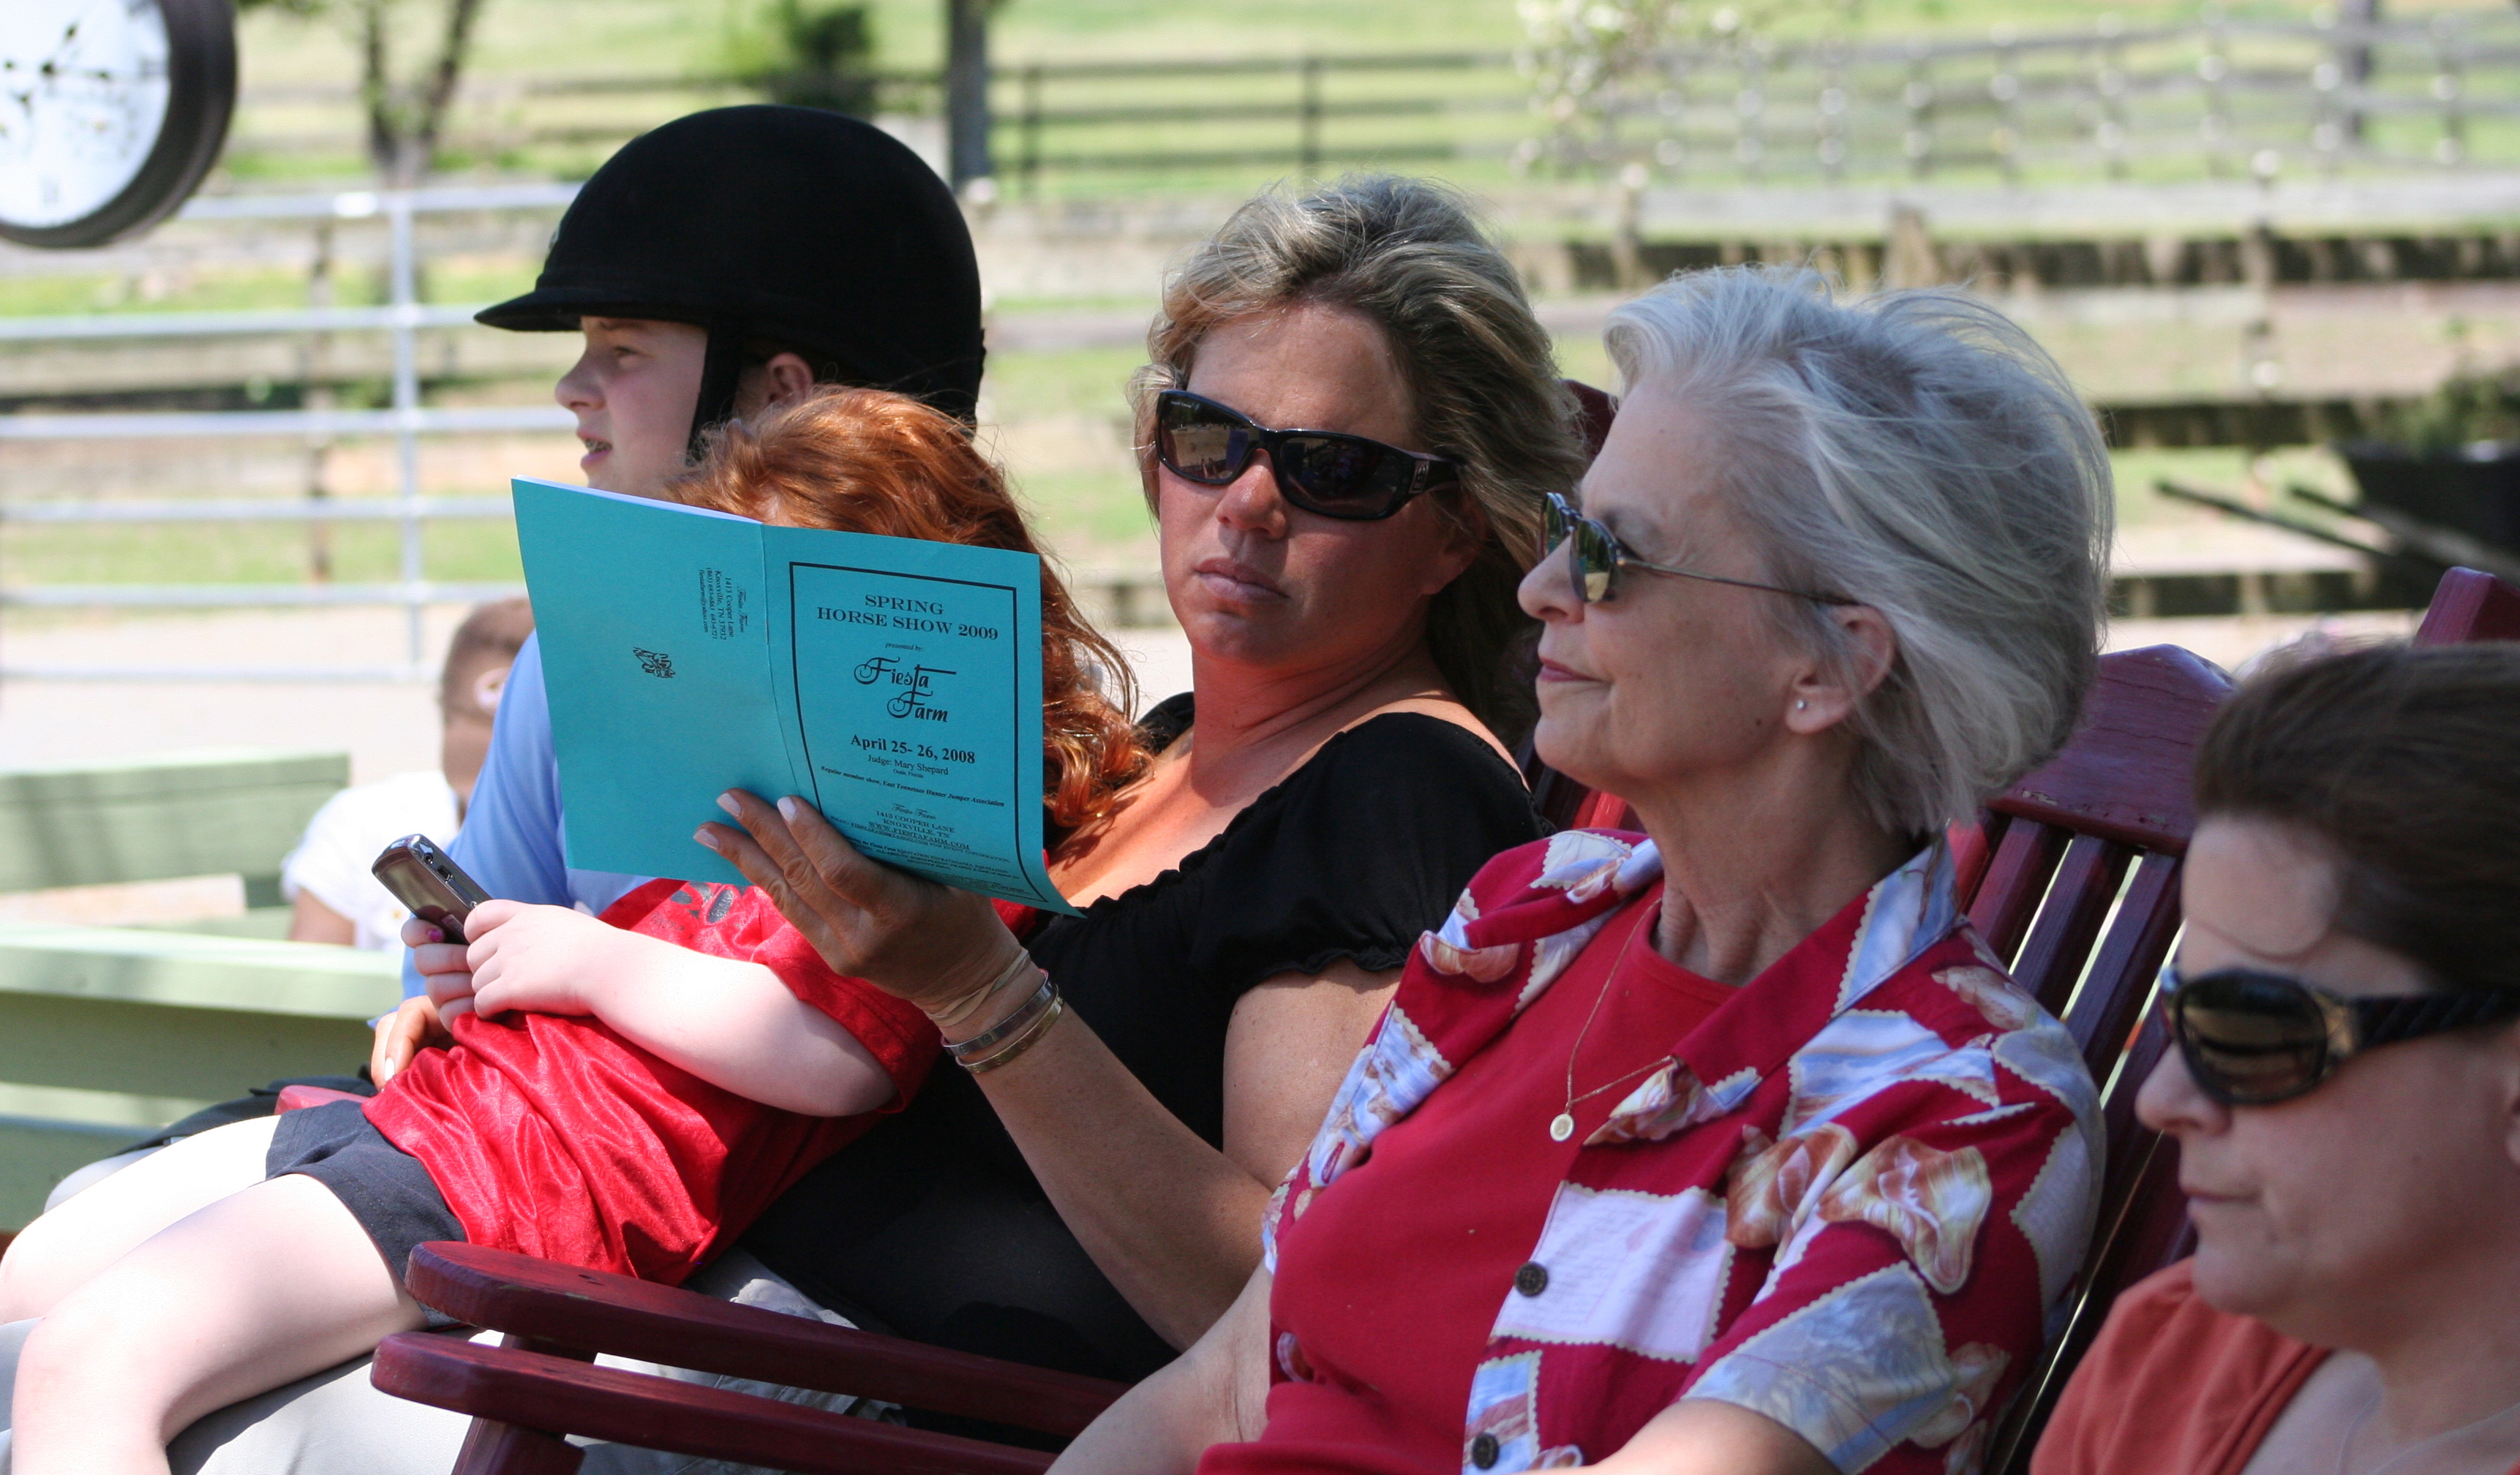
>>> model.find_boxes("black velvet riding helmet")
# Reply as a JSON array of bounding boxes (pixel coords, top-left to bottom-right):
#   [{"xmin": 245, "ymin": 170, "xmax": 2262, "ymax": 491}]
[{"xmin": 478, "ymin": 105, "xmax": 985, "ymax": 454}]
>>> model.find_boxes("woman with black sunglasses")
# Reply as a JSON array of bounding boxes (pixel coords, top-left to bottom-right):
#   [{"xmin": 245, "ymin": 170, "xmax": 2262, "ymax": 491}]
[
  {"xmin": 694, "ymin": 172, "xmax": 1582, "ymax": 1392},
  {"xmin": 2037, "ymin": 641, "xmax": 2520, "ymax": 1475}
]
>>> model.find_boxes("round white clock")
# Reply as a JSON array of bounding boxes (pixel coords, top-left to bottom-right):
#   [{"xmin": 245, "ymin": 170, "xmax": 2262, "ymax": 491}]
[{"xmin": 0, "ymin": 0, "xmax": 237, "ymax": 249}]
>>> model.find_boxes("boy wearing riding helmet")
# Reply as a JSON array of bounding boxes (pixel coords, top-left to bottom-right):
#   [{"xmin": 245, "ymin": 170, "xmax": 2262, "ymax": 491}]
[
  {"xmin": 379, "ymin": 105, "xmax": 987, "ymax": 1050},
  {"xmin": 0, "ymin": 106, "xmax": 990, "ymax": 1475}
]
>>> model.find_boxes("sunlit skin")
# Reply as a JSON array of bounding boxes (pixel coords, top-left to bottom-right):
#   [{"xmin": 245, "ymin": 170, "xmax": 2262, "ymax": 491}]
[
  {"xmin": 1154, "ymin": 300, "xmax": 1478, "ymax": 723},
  {"xmin": 1038, "ymin": 299, "xmax": 1494, "ymax": 907},
  {"xmin": 554, "ymin": 317, "xmax": 707, "ymax": 494},
  {"xmin": 2138, "ymin": 816, "xmax": 2520, "ymax": 1471},
  {"xmin": 554, "ymin": 317, "xmax": 813, "ymax": 498},
  {"xmin": 1520, "ymin": 396, "xmax": 1816, "ymax": 810},
  {"xmin": 1516, "ymin": 383, "xmax": 1904, "ymax": 986}
]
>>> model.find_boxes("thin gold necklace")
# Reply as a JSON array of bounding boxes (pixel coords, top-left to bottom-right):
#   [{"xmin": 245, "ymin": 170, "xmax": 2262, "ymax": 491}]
[{"xmin": 1551, "ymin": 904, "xmax": 1677, "ymax": 1143}]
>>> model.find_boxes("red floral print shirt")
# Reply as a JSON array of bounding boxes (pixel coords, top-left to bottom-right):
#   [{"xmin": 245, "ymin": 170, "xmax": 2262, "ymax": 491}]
[{"xmin": 1241, "ymin": 831, "xmax": 2102, "ymax": 1475}]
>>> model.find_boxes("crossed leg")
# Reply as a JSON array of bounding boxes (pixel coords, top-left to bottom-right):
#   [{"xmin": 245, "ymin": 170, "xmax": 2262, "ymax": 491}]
[{"xmin": 8, "ymin": 1172, "xmax": 424, "ymax": 1475}]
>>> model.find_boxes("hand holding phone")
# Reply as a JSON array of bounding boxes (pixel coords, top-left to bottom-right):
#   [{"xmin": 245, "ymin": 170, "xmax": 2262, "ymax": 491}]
[
  {"xmin": 372, "ymin": 834, "xmax": 492, "ymax": 938},
  {"xmin": 370, "ymin": 837, "xmax": 490, "ymax": 1083}
]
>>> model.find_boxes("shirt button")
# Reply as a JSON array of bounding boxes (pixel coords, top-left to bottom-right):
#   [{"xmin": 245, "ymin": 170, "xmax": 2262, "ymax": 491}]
[
  {"xmin": 1470, "ymin": 1433, "xmax": 1501, "ymax": 1468},
  {"xmin": 1514, "ymin": 1261, "xmax": 1549, "ymax": 1297}
]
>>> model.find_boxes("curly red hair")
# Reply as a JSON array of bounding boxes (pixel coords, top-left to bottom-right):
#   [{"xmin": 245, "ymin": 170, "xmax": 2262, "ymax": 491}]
[{"xmin": 671, "ymin": 387, "xmax": 1146, "ymax": 830}]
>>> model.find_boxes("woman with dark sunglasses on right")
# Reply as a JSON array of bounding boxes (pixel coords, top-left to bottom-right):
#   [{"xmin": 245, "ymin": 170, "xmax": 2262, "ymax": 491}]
[{"xmin": 2036, "ymin": 641, "xmax": 2520, "ymax": 1475}]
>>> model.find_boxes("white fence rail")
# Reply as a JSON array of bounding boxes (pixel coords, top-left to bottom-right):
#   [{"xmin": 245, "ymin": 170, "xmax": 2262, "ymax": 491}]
[{"xmin": 1, "ymin": 186, "xmax": 582, "ymax": 683}]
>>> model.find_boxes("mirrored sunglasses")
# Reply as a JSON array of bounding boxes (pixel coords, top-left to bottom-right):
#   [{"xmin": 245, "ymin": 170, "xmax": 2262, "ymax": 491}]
[{"xmin": 2162, "ymin": 962, "xmax": 2520, "ymax": 1106}]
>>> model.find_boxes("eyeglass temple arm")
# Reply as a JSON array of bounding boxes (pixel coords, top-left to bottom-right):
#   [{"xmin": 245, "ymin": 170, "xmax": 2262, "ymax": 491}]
[{"xmin": 2355, "ymin": 989, "xmax": 2520, "ymax": 1046}]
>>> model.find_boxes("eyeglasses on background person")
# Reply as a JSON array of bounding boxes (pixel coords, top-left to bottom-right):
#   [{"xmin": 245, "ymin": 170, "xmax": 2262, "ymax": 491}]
[
  {"xmin": 1152, "ymin": 389, "xmax": 1463, "ymax": 521},
  {"xmin": 2160, "ymin": 962, "xmax": 2520, "ymax": 1106}
]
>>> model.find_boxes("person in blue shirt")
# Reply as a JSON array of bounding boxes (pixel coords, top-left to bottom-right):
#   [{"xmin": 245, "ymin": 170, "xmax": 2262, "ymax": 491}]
[{"xmin": 378, "ymin": 104, "xmax": 986, "ymax": 1026}]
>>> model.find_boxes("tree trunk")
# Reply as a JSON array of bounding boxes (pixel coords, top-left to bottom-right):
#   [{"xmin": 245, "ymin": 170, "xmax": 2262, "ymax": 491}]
[
  {"xmin": 945, "ymin": 0, "xmax": 992, "ymax": 190},
  {"xmin": 359, "ymin": 0, "xmax": 396, "ymax": 179},
  {"xmin": 354, "ymin": 0, "xmax": 487, "ymax": 186},
  {"xmin": 2342, "ymin": 0, "xmax": 2380, "ymax": 142},
  {"xmin": 411, "ymin": 0, "xmax": 489, "ymax": 178}
]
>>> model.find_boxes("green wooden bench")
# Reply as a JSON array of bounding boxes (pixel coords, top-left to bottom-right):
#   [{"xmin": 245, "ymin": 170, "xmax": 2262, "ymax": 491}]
[
  {"xmin": 0, "ymin": 748, "xmax": 355, "ymax": 935},
  {"xmin": 0, "ymin": 751, "xmax": 403, "ymax": 1226}
]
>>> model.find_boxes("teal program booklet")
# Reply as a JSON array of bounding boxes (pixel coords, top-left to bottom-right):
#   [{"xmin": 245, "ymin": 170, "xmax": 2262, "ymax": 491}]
[{"xmin": 512, "ymin": 477, "xmax": 1079, "ymax": 915}]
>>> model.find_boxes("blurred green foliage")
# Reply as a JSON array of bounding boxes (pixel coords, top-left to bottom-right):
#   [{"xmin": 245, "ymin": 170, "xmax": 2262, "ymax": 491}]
[
  {"xmin": 2363, "ymin": 369, "xmax": 2520, "ymax": 453},
  {"xmin": 731, "ymin": 0, "xmax": 881, "ymax": 117},
  {"xmin": 0, "ymin": 518, "xmax": 523, "ymax": 588}
]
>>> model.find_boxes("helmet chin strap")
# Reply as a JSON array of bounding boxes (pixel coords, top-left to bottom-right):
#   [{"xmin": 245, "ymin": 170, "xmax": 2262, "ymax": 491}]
[{"xmin": 686, "ymin": 320, "xmax": 749, "ymax": 464}]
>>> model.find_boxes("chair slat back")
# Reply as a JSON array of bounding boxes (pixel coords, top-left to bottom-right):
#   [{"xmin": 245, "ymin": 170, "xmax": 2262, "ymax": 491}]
[
  {"xmin": 1993, "ymin": 586, "xmax": 2519, "ymax": 1471},
  {"xmin": 2412, "ymin": 566, "xmax": 2520, "ymax": 646},
  {"xmin": 1976, "ymin": 646, "xmax": 2232, "ymax": 1475}
]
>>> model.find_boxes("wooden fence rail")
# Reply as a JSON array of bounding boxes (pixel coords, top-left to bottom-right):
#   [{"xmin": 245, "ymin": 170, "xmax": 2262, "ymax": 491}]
[
  {"xmin": 1536, "ymin": 15, "xmax": 2520, "ymax": 189},
  {"xmin": 209, "ymin": 15, "xmax": 2520, "ymax": 197}
]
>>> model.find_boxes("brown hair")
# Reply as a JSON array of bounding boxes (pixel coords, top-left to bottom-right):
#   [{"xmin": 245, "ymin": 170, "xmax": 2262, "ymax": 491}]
[
  {"xmin": 672, "ymin": 387, "xmax": 1147, "ymax": 830},
  {"xmin": 2194, "ymin": 641, "xmax": 2520, "ymax": 993},
  {"xmin": 442, "ymin": 597, "xmax": 535, "ymax": 719},
  {"xmin": 1127, "ymin": 175, "xmax": 1587, "ymax": 745}
]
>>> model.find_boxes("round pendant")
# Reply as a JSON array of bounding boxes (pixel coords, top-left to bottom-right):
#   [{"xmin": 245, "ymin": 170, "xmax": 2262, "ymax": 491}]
[{"xmin": 1549, "ymin": 1112, "xmax": 1576, "ymax": 1143}]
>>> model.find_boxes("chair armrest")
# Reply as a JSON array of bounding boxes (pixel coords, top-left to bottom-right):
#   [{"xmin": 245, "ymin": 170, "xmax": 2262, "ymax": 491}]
[
  {"xmin": 372, "ymin": 1333, "xmax": 1053, "ymax": 1475},
  {"xmin": 406, "ymin": 1242, "xmax": 1127, "ymax": 1437},
  {"xmin": 275, "ymin": 1084, "xmax": 367, "ymax": 1113}
]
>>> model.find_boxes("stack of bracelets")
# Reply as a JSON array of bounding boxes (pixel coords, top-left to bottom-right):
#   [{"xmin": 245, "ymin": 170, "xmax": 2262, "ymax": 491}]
[{"xmin": 944, "ymin": 963, "xmax": 1065, "ymax": 1074}]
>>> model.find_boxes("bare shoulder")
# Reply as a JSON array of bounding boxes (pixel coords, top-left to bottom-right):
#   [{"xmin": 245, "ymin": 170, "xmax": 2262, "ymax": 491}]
[{"xmin": 1335, "ymin": 694, "xmax": 1516, "ymax": 770}]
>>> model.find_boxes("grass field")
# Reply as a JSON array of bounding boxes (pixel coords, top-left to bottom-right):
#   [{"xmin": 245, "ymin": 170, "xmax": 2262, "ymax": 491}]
[{"xmin": 0, "ymin": 317, "xmax": 2342, "ymax": 593}]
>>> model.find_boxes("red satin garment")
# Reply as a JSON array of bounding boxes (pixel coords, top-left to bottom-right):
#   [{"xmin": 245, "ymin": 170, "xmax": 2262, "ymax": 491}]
[{"xmin": 361, "ymin": 880, "xmax": 980, "ymax": 1284}]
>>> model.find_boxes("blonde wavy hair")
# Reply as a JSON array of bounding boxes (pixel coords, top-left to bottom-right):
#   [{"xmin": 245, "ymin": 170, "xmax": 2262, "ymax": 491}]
[{"xmin": 1128, "ymin": 175, "xmax": 1587, "ymax": 742}]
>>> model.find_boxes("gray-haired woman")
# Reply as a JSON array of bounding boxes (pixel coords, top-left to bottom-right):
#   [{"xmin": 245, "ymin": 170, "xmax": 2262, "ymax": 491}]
[
  {"xmin": 983, "ymin": 266, "xmax": 2115, "ymax": 1474},
  {"xmin": 9, "ymin": 176, "xmax": 1584, "ymax": 1474}
]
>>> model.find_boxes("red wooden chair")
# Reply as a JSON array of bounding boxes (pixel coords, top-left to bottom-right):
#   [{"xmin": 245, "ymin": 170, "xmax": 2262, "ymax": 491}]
[
  {"xmin": 2412, "ymin": 566, "xmax": 2520, "ymax": 646},
  {"xmin": 368, "ymin": 643, "xmax": 2232, "ymax": 1475},
  {"xmin": 1976, "ymin": 570, "xmax": 2520, "ymax": 1466},
  {"xmin": 1968, "ymin": 646, "xmax": 2230, "ymax": 1474}
]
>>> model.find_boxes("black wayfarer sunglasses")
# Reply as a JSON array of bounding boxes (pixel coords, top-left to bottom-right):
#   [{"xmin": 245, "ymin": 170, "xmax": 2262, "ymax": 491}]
[
  {"xmin": 1541, "ymin": 492, "xmax": 1855, "ymax": 607},
  {"xmin": 1153, "ymin": 390, "xmax": 1464, "ymax": 521},
  {"xmin": 2160, "ymin": 962, "xmax": 2520, "ymax": 1106}
]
